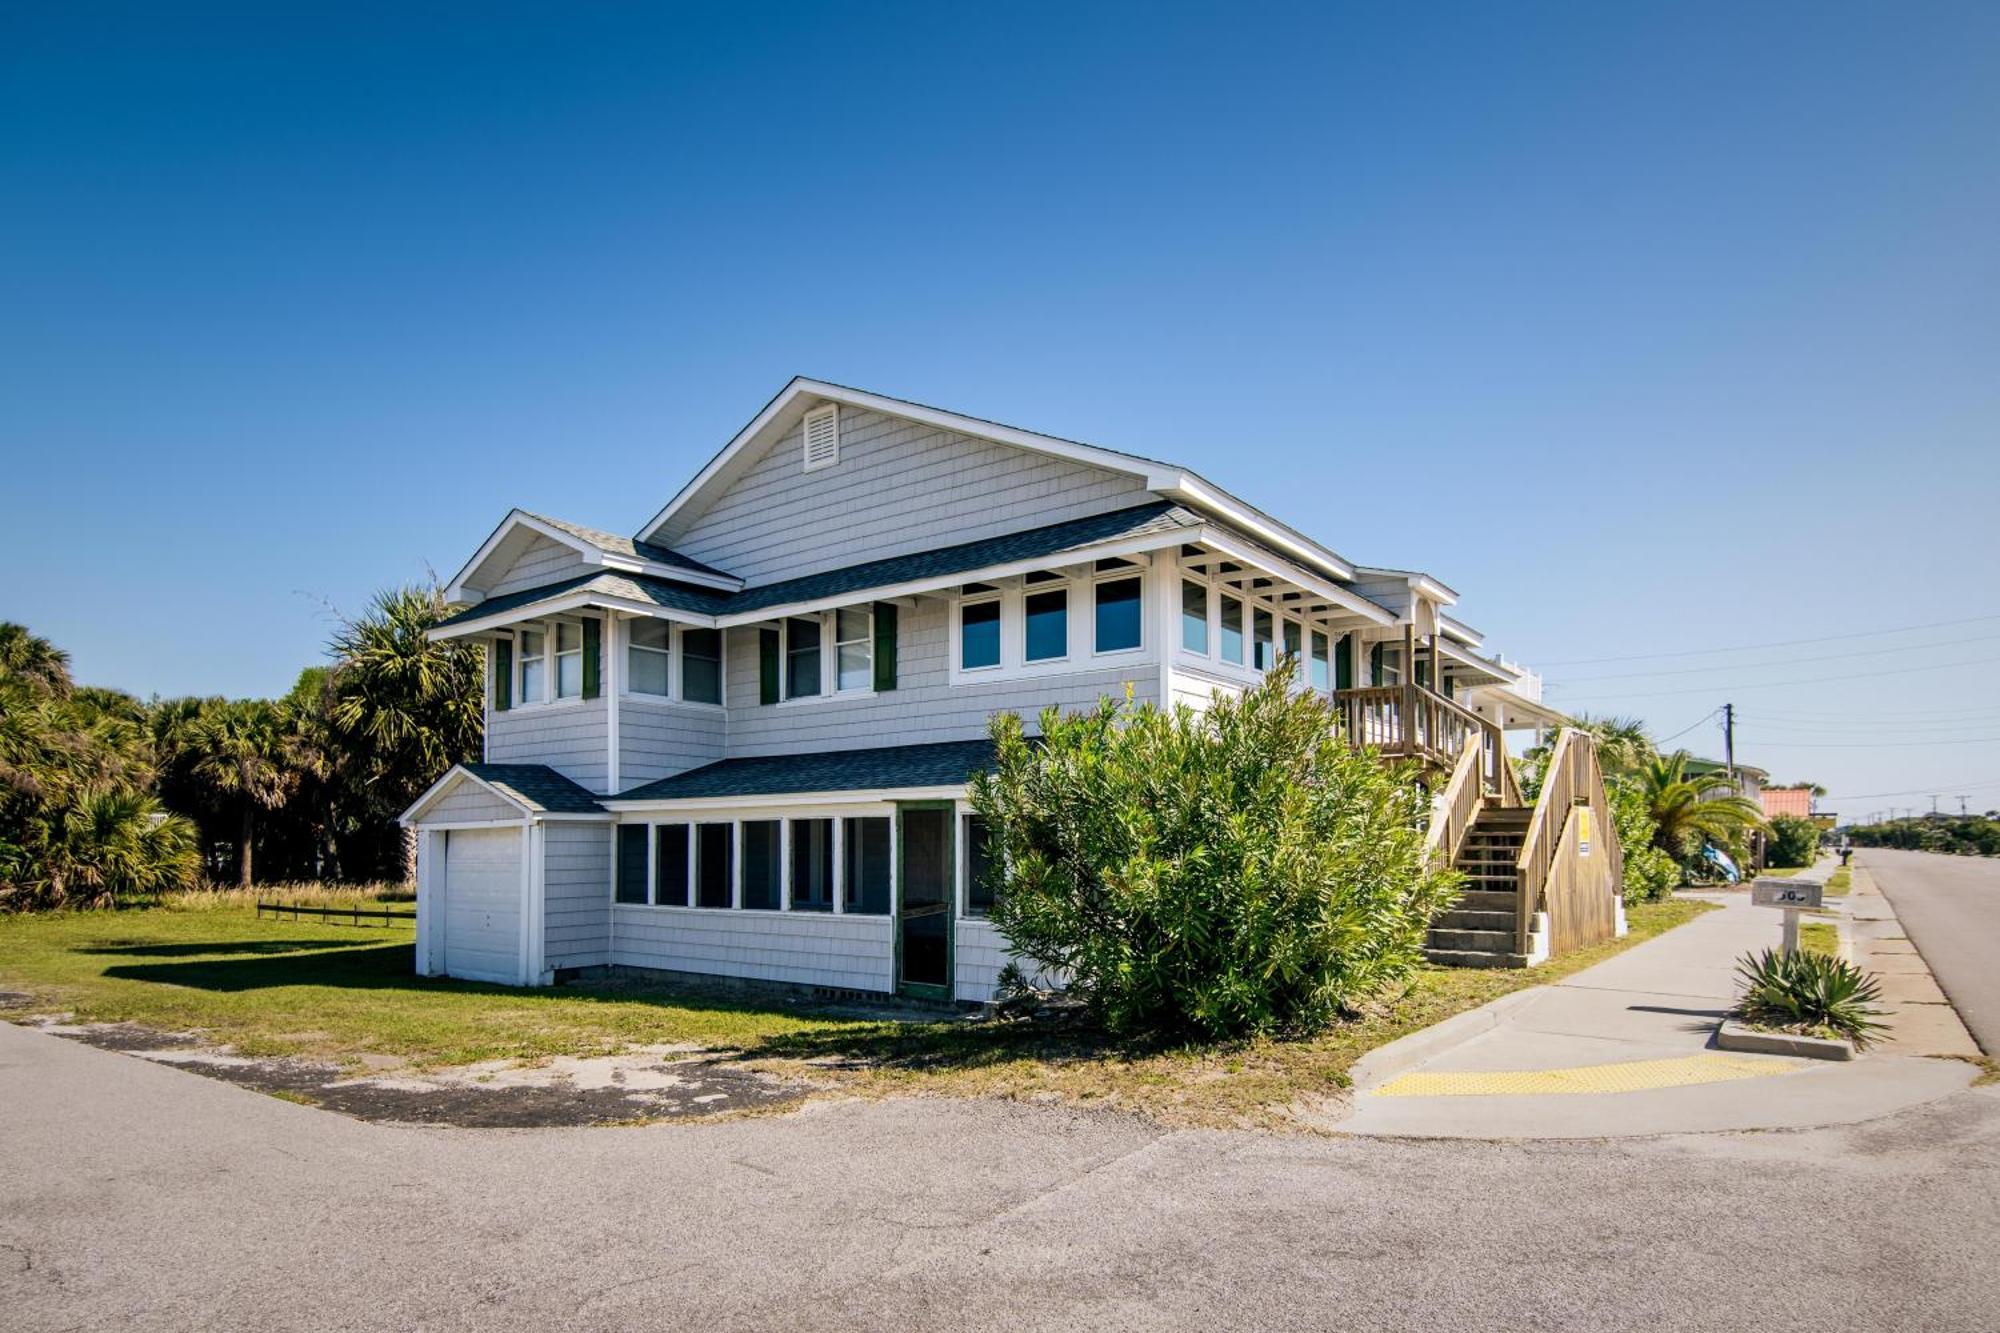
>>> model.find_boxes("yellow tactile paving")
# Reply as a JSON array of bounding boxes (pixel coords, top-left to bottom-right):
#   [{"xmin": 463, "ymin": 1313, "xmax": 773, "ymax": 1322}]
[{"xmin": 1371, "ymin": 1053, "xmax": 1803, "ymax": 1098}]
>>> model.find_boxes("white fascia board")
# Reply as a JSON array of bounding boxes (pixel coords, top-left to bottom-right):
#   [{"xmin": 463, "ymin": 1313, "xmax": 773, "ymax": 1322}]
[
  {"xmin": 1439, "ymin": 639, "xmax": 1519, "ymax": 682},
  {"xmin": 1440, "ymin": 614, "xmax": 1485, "ymax": 647},
  {"xmin": 639, "ymin": 377, "xmax": 1179, "ymax": 545},
  {"xmin": 426, "ymin": 594, "xmax": 720, "ymax": 642},
  {"xmin": 603, "ymin": 785, "xmax": 968, "ymax": 813},
  {"xmin": 1353, "ymin": 565, "xmax": 1461, "ymax": 607},
  {"xmin": 711, "ymin": 529, "xmax": 1185, "ymax": 627},
  {"xmin": 1194, "ymin": 527, "xmax": 1394, "ymax": 627},
  {"xmin": 400, "ymin": 766, "xmax": 536, "ymax": 825},
  {"xmin": 1165, "ymin": 474, "xmax": 1357, "ymax": 582},
  {"xmin": 532, "ymin": 811, "xmax": 615, "ymax": 822}
]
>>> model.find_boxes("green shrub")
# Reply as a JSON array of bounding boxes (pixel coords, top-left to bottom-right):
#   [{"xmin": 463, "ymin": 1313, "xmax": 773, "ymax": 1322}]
[
  {"xmin": 970, "ymin": 663, "xmax": 1461, "ymax": 1040},
  {"xmin": 1734, "ymin": 948, "xmax": 1887, "ymax": 1047},
  {"xmin": 1609, "ymin": 779, "xmax": 1679, "ymax": 904},
  {"xmin": 1766, "ymin": 814, "xmax": 1821, "ymax": 869}
]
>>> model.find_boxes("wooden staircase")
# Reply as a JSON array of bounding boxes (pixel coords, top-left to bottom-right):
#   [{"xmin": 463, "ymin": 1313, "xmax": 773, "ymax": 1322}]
[{"xmin": 1425, "ymin": 803, "xmax": 1540, "ymax": 968}]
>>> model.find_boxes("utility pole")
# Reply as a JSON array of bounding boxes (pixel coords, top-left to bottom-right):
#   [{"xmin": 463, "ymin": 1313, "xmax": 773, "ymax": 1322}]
[
  {"xmin": 1959, "ymin": 795, "xmax": 1970, "ymax": 817},
  {"xmin": 1931, "ymin": 794, "xmax": 1941, "ymax": 816},
  {"xmin": 1722, "ymin": 702, "xmax": 1735, "ymax": 778}
]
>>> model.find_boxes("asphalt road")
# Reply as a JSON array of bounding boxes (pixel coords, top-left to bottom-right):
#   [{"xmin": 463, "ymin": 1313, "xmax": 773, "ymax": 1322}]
[
  {"xmin": 5, "ymin": 1023, "xmax": 2000, "ymax": 1332},
  {"xmin": 1862, "ymin": 848, "xmax": 2000, "ymax": 1055}
]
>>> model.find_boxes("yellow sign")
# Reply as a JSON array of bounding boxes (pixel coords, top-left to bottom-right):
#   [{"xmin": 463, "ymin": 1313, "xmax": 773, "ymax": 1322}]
[{"xmin": 1578, "ymin": 807, "xmax": 1593, "ymax": 857}]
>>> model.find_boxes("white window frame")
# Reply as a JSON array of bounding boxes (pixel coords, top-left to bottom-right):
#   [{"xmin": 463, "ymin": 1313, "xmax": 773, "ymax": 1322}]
[
  {"xmin": 775, "ymin": 606, "xmax": 877, "ymax": 705},
  {"xmin": 953, "ymin": 586, "xmax": 1005, "ymax": 677},
  {"xmin": 1022, "ymin": 579, "xmax": 1072, "ymax": 666},
  {"xmin": 609, "ymin": 801, "xmax": 901, "ymax": 920},
  {"xmin": 553, "ymin": 620, "xmax": 584, "ymax": 700},
  {"xmin": 1091, "ymin": 568, "xmax": 1147, "ymax": 657},
  {"xmin": 624, "ymin": 618, "xmax": 673, "ymax": 698},
  {"xmin": 948, "ymin": 566, "xmax": 1150, "ymax": 684},
  {"xmin": 1172, "ymin": 568, "xmax": 1343, "ymax": 696},
  {"xmin": 516, "ymin": 625, "xmax": 549, "ymax": 706},
  {"xmin": 834, "ymin": 606, "xmax": 874, "ymax": 694},
  {"xmin": 616, "ymin": 620, "xmax": 726, "ymax": 711}
]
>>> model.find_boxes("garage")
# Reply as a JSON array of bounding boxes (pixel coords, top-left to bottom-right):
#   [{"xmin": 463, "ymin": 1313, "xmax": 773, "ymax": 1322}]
[{"xmin": 440, "ymin": 827, "xmax": 525, "ymax": 984}]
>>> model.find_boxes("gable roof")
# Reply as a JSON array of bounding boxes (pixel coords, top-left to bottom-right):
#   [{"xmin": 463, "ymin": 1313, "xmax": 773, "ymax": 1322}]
[
  {"xmin": 612, "ymin": 739, "xmax": 1002, "ymax": 803},
  {"xmin": 431, "ymin": 570, "xmax": 733, "ymax": 637},
  {"xmin": 444, "ymin": 508, "xmax": 741, "ymax": 606},
  {"xmin": 401, "ymin": 762, "xmax": 609, "ymax": 823},
  {"xmin": 637, "ymin": 377, "xmax": 1360, "ymax": 584}
]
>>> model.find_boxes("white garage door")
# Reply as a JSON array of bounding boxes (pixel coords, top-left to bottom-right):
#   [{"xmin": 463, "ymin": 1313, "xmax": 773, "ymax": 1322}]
[{"xmin": 442, "ymin": 827, "xmax": 524, "ymax": 985}]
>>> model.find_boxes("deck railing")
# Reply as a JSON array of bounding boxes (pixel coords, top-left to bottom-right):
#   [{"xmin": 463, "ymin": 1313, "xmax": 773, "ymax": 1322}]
[
  {"xmin": 1335, "ymin": 683, "xmax": 1506, "ymax": 792},
  {"xmin": 1423, "ymin": 735, "xmax": 1490, "ymax": 869},
  {"xmin": 1511, "ymin": 728, "xmax": 1623, "ymax": 954}
]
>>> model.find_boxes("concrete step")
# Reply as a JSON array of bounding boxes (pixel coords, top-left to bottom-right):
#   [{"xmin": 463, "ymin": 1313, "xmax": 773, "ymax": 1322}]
[
  {"xmin": 1435, "ymin": 908, "xmax": 1517, "ymax": 931},
  {"xmin": 1427, "ymin": 927, "xmax": 1518, "ymax": 952},
  {"xmin": 1424, "ymin": 947, "xmax": 1536, "ymax": 969}
]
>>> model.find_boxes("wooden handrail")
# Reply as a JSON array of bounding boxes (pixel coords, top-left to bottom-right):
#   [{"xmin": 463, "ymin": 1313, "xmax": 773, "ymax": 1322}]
[
  {"xmin": 1511, "ymin": 728, "xmax": 1624, "ymax": 955},
  {"xmin": 1423, "ymin": 734, "xmax": 1487, "ymax": 869},
  {"xmin": 1335, "ymin": 683, "xmax": 1504, "ymax": 790}
]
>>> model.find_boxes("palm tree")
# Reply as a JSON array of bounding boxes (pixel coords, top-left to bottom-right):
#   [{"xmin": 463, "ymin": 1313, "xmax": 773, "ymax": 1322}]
[
  {"xmin": 189, "ymin": 700, "xmax": 300, "ymax": 888},
  {"xmin": 1638, "ymin": 750, "xmax": 1768, "ymax": 863},
  {"xmin": 0, "ymin": 621, "xmax": 74, "ymax": 695},
  {"xmin": 329, "ymin": 586, "xmax": 484, "ymax": 877}
]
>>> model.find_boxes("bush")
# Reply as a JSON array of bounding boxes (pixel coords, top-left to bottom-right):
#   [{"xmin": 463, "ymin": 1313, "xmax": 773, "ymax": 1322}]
[
  {"xmin": 970, "ymin": 664, "xmax": 1461, "ymax": 1041},
  {"xmin": 1766, "ymin": 815, "xmax": 1821, "ymax": 869},
  {"xmin": 1609, "ymin": 779, "xmax": 1679, "ymax": 904},
  {"xmin": 1734, "ymin": 948, "xmax": 1887, "ymax": 1047}
]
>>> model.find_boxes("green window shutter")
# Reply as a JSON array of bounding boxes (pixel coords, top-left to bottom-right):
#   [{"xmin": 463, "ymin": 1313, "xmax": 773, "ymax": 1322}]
[
  {"xmin": 493, "ymin": 637, "xmax": 513, "ymax": 712},
  {"xmin": 1369, "ymin": 642, "xmax": 1385, "ymax": 686},
  {"xmin": 1334, "ymin": 634, "xmax": 1353, "ymax": 691},
  {"xmin": 582, "ymin": 617, "xmax": 601, "ymax": 700},
  {"xmin": 873, "ymin": 602, "xmax": 898, "ymax": 692},
  {"xmin": 759, "ymin": 628, "xmax": 780, "ymax": 705}
]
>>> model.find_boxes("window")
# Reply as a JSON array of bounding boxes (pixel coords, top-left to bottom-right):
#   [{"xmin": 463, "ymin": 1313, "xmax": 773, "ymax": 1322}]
[
  {"xmin": 789, "ymin": 818, "xmax": 834, "ymax": 912},
  {"xmin": 741, "ymin": 821, "xmax": 781, "ymax": 910},
  {"xmin": 1253, "ymin": 608, "xmax": 1275, "ymax": 672},
  {"xmin": 1094, "ymin": 576, "xmax": 1142, "ymax": 653},
  {"xmin": 681, "ymin": 628, "xmax": 722, "ymax": 704},
  {"xmin": 963, "ymin": 814, "xmax": 996, "ymax": 917},
  {"xmin": 1309, "ymin": 630, "xmax": 1331, "ymax": 693},
  {"xmin": 835, "ymin": 607, "xmax": 873, "ymax": 692},
  {"xmin": 627, "ymin": 619, "xmax": 670, "ymax": 696},
  {"xmin": 615, "ymin": 825, "xmax": 648, "ymax": 904},
  {"xmin": 1282, "ymin": 619, "xmax": 1302, "ymax": 668},
  {"xmin": 655, "ymin": 824, "xmax": 689, "ymax": 906},
  {"xmin": 785, "ymin": 617, "xmax": 821, "ymax": 699},
  {"xmin": 1219, "ymin": 595, "xmax": 1244, "ymax": 665},
  {"xmin": 1024, "ymin": 587, "xmax": 1068, "ymax": 662},
  {"xmin": 518, "ymin": 627, "xmax": 547, "ymax": 703},
  {"xmin": 695, "ymin": 823, "xmax": 733, "ymax": 908},
  {"xmin": 555, "ymin": 621, "xmax": 584, "ymax": 698},
  {"xmin": 960, "ymin": 594, "xmax": 1001, "ymax": 670},
  {"xmin": 1181, "ymin": 580, "xmax": 1209, "ymax": 654},
  {"xmin": 843, "ymin": 816, "xmax": 892, "ymax": 914}
]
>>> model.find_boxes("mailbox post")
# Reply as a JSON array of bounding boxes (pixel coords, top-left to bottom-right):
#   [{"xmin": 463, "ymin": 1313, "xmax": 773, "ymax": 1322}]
[{"xmin": 1751, "ymin": 879, "xmax": 1825, "ymax": 955}]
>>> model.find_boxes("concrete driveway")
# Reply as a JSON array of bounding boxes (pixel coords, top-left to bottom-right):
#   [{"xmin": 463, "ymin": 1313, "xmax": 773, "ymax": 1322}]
[
  {"xmin": 6, "ymin": 1021, "xmax": 2000, "ymax": 1332},
  {"xmin": 1861, "ymin": 848, "xmax": 2000, "ymax": 1054}
]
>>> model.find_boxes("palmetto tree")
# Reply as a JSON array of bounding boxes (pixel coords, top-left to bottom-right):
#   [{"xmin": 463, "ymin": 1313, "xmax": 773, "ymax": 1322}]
[
  {"xmin": 1639, "ymin": 750, "xmax": 1768, "ymax": 863},
  {"xmin": 189, "ymin": 699, "xmax": 300, "ymax": 888}
]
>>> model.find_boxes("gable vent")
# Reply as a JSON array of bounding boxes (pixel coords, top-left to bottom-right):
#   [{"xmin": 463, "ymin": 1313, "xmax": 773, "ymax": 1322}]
[{"xmin": 802, "ymin": 404, "xmax": 840, "ymax": 472}]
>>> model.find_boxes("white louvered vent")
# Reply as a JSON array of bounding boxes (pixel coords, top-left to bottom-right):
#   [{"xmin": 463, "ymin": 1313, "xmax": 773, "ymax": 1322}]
[{"xmin": 802, "ymin": 404, "xmax": 840, "ymax": 472}]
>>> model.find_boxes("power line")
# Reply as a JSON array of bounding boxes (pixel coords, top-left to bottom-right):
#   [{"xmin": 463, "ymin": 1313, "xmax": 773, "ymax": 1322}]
[
  {"xmin": 1552, "ymin": 652, "xmax": 2000, "ymax": 701},
  {"xmin": 1549, "ymin": 633, "xmax": 2000, "ymax": 683},
  {"xmin": 1533, "ymin": 611, "xmax": 2000, "ymax": 668},
  {"xmin": 1654, "ymin": 708, "xmax": 1721, "ymax": 745},
  {"xmin": 1746, "ymin": 736, "xmax": 2000, "ymax": 748},
  {"xmin": 1824, "ymin": 777, "xmax": 2000, "ymax": 801}
]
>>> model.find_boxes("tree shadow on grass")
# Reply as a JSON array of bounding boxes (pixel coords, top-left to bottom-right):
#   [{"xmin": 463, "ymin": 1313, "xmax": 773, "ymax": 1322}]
[{"xmin": 85, "ymin": 939, "xmax": 382, "ymax": 959}]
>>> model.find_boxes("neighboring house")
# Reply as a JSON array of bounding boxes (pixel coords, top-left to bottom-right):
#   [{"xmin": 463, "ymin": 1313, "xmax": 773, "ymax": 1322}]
[
  {"xmin": 1685, "ymin": 756, "xmax": 1771, "ymax": 869},
  {"xmin": 401, "ymin": 378, "xmax": 1592, "ymax": 998},
  {"xmin": 1761, "ymin": 787, "xmax": 1814, "ymax": 821}
]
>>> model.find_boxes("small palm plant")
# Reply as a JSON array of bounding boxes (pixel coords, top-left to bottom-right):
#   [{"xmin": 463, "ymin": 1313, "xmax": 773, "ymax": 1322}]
[{"xmin": 1734, "ymin": 948, "xmax": 1888, "ymax": 1047}]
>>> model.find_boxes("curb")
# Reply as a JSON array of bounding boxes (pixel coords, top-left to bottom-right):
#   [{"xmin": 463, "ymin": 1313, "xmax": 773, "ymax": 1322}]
[
  {"xmin": 1714, "ymin": 1017, "xmax": 1855, "ymax": 1062},
  {"xmin": 1349, "ymin": 989, "xmax": 1542, "ymax": 1092}
]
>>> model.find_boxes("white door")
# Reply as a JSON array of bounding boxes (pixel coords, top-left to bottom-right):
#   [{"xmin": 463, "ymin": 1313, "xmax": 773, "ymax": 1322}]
[{"xmin": 442, "ymin": 827, "xmax": 524, "ymax": 984}]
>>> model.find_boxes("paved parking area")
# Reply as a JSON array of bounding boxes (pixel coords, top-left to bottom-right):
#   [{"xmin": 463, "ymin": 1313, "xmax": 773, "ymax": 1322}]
[{"xmin": 6, "ymin": 1020, "xmax": 2000, "ymax": 1332}]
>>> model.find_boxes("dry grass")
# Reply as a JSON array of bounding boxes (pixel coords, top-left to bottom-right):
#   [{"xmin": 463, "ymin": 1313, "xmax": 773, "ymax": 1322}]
[
  {"xmin": 0, "ymin": 897, "xmax": 1717, "ymax": 1130},
  {"xmin": 1823, "ymin": 867, "xmax": 1854, "ymax": 897}
]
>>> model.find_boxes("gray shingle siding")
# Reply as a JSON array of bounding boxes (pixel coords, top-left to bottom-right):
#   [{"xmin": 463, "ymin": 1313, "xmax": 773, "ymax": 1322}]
[
  {"xmin": 489, "ymin": 534, "xmax": 596, "ymax": 596},
  {"xmin": 671, "ymin": 406, "xmax": 1156, "ymax": 584},
  {"xmin": 487, "ymin": 701, "xmax": 610, "ymax": 793},
  {"xmin": 542, "ymin": 822, "xmax": 610, "ymax": 969},
  {"xmin": 421, "ymin": 780, "xmax": 520, "ymax": 824},
  {"xmin": 618, "ymin": 702, "xmax": 727, "ymax": 788},
  {"xmin": 720, "ymin": 598, "xmax": 1159, "ymax": 760},
  {"xmin": 609, "ymin": 906, "xmax": 894, "ymax": 993}
]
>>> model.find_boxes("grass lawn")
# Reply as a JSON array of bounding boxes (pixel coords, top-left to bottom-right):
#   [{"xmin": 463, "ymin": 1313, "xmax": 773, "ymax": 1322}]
[
  {"xmin": 1756, "ymin": 866, "xmax": 1804, "ymax": 878},
  {"xmin": 0, "ymin": 896, "xmax": 1715, "ymax": 1129},
  {"xmin": 1798, "ymin": 920, "xmax": 1840, "ymax": 956},
  {"xmin": 1823, "ymin": 867, "xmax": 1853, "ymax": 896}
]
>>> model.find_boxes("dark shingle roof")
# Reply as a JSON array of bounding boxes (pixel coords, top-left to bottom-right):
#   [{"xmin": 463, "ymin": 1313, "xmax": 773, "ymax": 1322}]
[
  {"xmin": 613, "ymin": 739, "xmax": 1002, "ymax": 802},
  {"xmin": 440, "ymin": 501, "xmax": 1203, "ymax": 632},
  {"xmin": 462, "ymin": 763, "xmax": 607, "ymax": 814},
  {"xmin": 522, "ymin": 511, "xmax": 734, "ymax": 580},
  {"xmin": 725, "ymin": 501, "xmax": 1198, "ymax": 614},
  {"xmin": 434, "ymin": 571, "xmax": 735, "ymax": 632}
]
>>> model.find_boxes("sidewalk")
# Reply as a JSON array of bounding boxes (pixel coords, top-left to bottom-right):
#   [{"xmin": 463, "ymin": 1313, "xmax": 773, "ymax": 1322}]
[{"xmin": 1339, "ymin": 861, "xmax": 1975, "ymax": 1139}]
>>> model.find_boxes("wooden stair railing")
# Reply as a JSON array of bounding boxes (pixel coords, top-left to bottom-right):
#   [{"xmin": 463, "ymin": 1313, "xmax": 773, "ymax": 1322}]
[
  {"xmin": 1337, "ymin": 683, "xmax": 1507, "ymax": 786},
  {"xmin": 1511, "ymin": 728, "xmax": 1622, "ymax": 955},
  {"xmin": 1423, "ymin": 735, "xmax": 1489, "ymax": 871}
]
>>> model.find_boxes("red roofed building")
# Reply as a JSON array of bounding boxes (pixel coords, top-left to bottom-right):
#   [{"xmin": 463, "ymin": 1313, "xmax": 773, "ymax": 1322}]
[{"xmin": 1761, "ymin": 787, "xmax": 1815, "ymax": 820}]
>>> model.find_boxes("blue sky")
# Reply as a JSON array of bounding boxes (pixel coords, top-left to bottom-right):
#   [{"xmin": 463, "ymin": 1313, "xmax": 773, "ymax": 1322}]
[{"xmin": 4, "ymin": 3, "xmax": 1996, "ymax": 813}]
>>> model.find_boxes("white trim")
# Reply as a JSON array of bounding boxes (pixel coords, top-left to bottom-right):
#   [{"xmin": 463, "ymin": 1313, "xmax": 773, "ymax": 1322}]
[
  {"xmin": 604, "ymin": 786, "xmax": 963, "ymax": 813},
  {"xmin": 401, "ymin": 766, "xmax": 535, "ymax": 825},
  {"xmin": 445, "ymin": 508, "xmax": 741, "ymax": 605},
  {"xmin": 517, "ymin": 823, "xmax": 534, "ymax": 986},
  {"xmin": 428, "ymin": 594, "xmax": 715, "ymax": 643}
]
